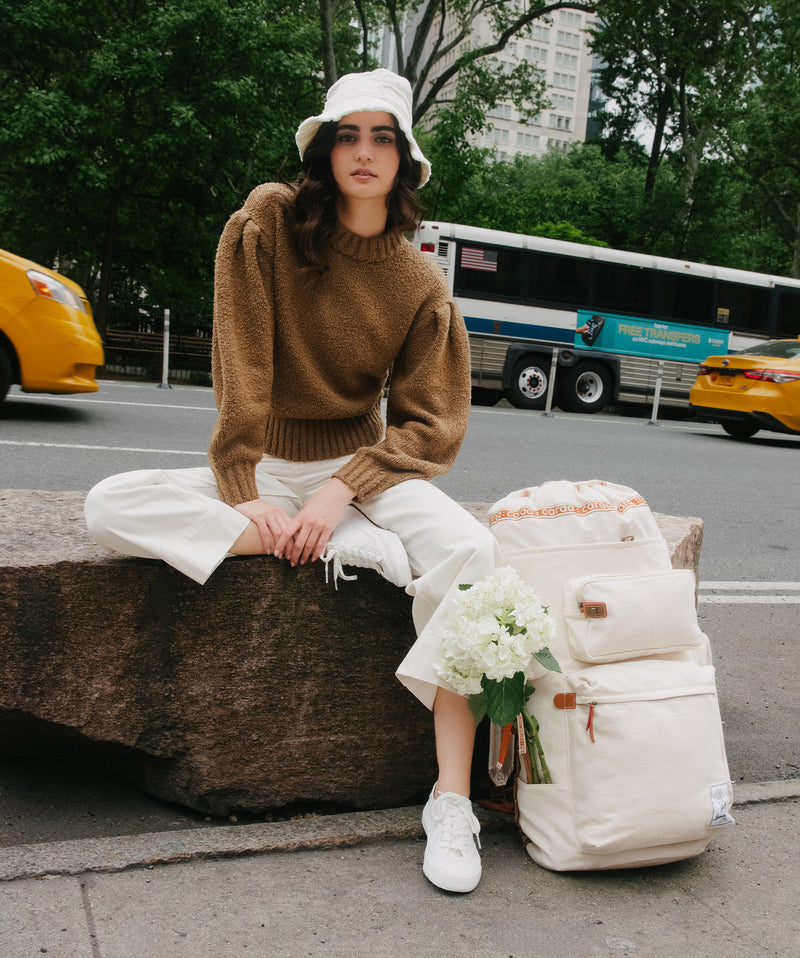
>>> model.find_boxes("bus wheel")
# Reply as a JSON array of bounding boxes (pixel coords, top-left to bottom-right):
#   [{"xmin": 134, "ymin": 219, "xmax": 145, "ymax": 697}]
[
  {"xmin": 508, "ymin": 356, "xmax": 549, "ymax": 409},
  {"xmin": 471, "ymin": 386, "xmax": 502, "ymax": 406},
  {"xmin": 557, "ymin": 361, "xmax": 612, "ymax": 413}
]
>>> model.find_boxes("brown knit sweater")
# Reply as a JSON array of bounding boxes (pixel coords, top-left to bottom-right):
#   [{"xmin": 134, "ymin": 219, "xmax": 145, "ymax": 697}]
[{"xmin": 208, "ymin": 183, "xmax": 471, "ymax": 506}]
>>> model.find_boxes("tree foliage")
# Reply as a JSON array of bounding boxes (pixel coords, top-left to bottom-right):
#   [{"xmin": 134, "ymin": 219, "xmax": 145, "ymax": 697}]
[
  {"xmin": 727, "ymin": 0, "xmax": 800, "ymax": 277},
  {"xmin": 589, "ymin": 1, "xmax": 756, "ymax": 250},
  {"xmin": 1, "ymin": 0, "xmax": 799, "ymax": 343},
  {"xmin": 0, "ymin": 0, "xmax": 320, "ymax": 333}
]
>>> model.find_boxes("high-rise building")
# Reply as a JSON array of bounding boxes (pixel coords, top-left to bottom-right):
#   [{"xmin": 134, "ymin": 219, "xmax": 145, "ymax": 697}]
[{"xmin": 384, "ymin": 7, "xmax": 599, "ymax": 160}]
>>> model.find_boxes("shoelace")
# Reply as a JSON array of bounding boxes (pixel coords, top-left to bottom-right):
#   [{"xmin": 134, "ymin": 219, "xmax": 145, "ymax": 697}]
[
  {"xmin": 321, "ymin": 548, "xmax": 358, "ymax": 590},
  {"xmin": 437, "ymin": 795, "xmax": 482, "ymax": 853},
  {"xmin": 322, "ymin": 543, "xmax": 385, "ymax": 589}
]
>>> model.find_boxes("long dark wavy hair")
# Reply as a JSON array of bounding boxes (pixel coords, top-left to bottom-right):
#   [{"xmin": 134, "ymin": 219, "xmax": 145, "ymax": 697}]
[{"xmin": 287, "ymin": 119, "xmax": 423, "ymax": 276}]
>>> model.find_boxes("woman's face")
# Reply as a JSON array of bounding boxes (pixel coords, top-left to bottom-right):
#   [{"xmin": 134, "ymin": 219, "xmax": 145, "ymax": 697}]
[{"xmin": 329, "ymin": 111, "xmax": 401, "ymax": 205}]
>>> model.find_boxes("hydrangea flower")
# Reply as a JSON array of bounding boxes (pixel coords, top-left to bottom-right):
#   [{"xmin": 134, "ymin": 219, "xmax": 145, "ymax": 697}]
[{"xmin": 434, "ymin": 566, "xmax": 561, "ymax": 784}]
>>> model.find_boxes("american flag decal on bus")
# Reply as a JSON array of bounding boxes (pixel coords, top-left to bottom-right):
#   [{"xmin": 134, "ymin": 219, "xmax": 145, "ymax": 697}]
[{"xmin": 461, "ymin": 247, "xmax": 498, "ymax": 272}]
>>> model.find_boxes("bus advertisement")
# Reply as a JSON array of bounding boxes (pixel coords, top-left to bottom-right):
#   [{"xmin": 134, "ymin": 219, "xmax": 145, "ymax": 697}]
[{"xmin": 574, "ymin": 310, "xmax": 730, "ymax": 363}]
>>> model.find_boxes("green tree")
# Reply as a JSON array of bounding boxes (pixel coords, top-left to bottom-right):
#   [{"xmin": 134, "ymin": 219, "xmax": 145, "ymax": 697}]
[
  {"xmin": 428, "ymin": 143, "xmax": 642, "ymax": 244},
  {"xmin": 725, "ymin": 0, "xmax": 800, "ymax": 277},
  {"xmin": 316, "ymin": 1, "xmax": 596, "ymax": 127},
  {"xmin": 589, "ymin": 1, "xmax": 755, "ymax": 254},
  {"xmin": 0, "ymin": 0, "xmax": 320, "ymax": 333}
]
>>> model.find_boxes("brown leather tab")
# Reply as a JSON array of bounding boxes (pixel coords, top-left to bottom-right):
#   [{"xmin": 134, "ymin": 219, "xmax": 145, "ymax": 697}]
[
  {"xmin": 554, "ymin": 692, "xmax": 577, "ymax": 709},
  {"xmin": 580, "ymin": 601, "xmax": 608, "ymax": 618}
]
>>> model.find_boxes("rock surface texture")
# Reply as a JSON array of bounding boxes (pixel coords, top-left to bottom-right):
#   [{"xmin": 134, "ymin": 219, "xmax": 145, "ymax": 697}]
[{"xmin": 0, "ymin": 490, "xmax": 703, "ymax": 816}]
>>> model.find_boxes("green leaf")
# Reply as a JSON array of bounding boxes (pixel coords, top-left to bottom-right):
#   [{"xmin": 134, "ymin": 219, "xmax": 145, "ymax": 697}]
[
  {"xmin": 534, "ymin": 647, "xmax": 562, "ymax": 673},
  {"xmin": 467, "ymin": 690, "xmax": 487, "ymax": 725},
  {"xmin": 481, "ymin": 672, "xmax": 526, "ymax": 727},
  {"xmin": 458, "ymin": 583, "xmax": 473, "ymax": 591}
]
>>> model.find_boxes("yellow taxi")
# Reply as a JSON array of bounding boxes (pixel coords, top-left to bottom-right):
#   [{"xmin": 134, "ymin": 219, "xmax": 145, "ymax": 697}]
[
  {"xmin": 689, "ymin": 338, "xmax": 800, "ymax": 440},
  {"xmin": 0, "ymin": 248, "xmax": 104, "ymax": 401}
]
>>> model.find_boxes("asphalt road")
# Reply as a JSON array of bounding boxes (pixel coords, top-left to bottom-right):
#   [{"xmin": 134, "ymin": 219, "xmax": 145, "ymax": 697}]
[
  {"xmin": 0, "ymin": 379, "xmax": 798, "ymax": 844},
  {"xmin": 1, "ymin": 377, "xmax": 798, "ymax": 581}
]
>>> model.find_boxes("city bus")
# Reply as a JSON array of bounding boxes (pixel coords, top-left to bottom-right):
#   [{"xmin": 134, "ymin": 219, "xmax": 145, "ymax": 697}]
[{"xmin": 413, "ymin": 221, "xmax": 800, "ymax": 413}]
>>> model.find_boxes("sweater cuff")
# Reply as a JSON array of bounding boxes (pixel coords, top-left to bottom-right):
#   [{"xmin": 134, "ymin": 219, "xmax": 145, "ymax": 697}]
[
  {"xmin": 213, "ymin": 464, "xmax": 260, "ymax": 507},
  {"xmin": 333, "ymin": 456, "xmax": 401, "ymax": 503}
]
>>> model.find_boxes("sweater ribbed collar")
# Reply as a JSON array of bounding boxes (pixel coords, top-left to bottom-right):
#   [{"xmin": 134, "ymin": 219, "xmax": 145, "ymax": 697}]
[{"xmin": 329, "ymin": 223, "xmax": 406, "ymax": 263}]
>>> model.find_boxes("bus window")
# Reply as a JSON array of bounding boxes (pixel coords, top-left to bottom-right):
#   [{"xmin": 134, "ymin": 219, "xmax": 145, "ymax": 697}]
[
  {"xmin": 776, "ymin": 288, "xmax": 800, "ymax": 337},
  {"xmin": 654, "ymin": 272, "xmax": 714, "ymax": 324},
  {"xmin": 527, "ymin": 251, "xmax": 591, "ymax": 307},
  {"xmin": 715, "ymin": 282, "xmax": 770, "ymax": 334},
  {"xmin": 453, "ymin": 244, "xmax": 526, "ymax": 301},
  {"xmin": 593, "ymin": 262, "xmax": 654, "ymax": 316}
]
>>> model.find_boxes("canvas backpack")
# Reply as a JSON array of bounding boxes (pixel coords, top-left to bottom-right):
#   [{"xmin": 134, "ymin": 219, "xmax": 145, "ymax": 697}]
[{"xmin": 488, "ymin": 479, "xmax": 735, "ymax": 871}]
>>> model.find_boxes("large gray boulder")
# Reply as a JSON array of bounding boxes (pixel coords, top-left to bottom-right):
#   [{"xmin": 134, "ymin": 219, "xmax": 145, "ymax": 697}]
[{"xmin": 0, "ymin": 490, "xmax": 702, "ymax": 816}]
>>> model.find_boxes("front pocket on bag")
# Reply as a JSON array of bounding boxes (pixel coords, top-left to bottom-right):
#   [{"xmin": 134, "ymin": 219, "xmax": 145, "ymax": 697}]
[
  {"xmin": 564, "ymin": 569, "xmax": 704, "ymax": 663},
  {"xmin": 561, "ymin": 660, "xmax": 732, "ymax": 855}
]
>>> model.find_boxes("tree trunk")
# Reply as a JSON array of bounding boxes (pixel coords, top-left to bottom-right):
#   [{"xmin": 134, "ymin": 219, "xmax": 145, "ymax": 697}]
[
  {"xmin": 644, "ymin": 82, "xmax": 670, "ymax": 201},
  {"xmin": 319, "ymin": 0, "xmax": 338, "ymax": 88},
  {"xmin": 93, "ymin": 197, "xmax": 119, "ymax": 337},
  {"xmin": 793, "ymin": 203, "xmax": 800, "ymax": 280}
]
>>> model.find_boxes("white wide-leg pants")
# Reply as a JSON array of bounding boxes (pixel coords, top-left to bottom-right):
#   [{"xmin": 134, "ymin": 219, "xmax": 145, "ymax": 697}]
[{"xmin": 84, "ymin": 455, "xmax": 501, "ymax": 708}]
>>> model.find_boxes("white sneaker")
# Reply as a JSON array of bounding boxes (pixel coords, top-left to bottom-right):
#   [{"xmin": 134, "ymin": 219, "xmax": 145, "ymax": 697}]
[
  {"xmin": 321, "ymin": 508, "xmax": 412, "ymax": 589},
  {"xmin": 422, "ymin": 786, "xmax": 482, "ymax": 893}
]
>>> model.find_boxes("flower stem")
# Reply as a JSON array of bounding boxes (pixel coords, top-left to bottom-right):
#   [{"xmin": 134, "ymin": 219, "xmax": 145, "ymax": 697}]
[{"xmin": 521, "ymin": 709, "xmax": 552, "ymax": 784}]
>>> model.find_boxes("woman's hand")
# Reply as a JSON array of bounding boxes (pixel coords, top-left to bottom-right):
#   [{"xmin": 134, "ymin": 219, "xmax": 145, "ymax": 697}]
[
  {"xmin": 276, "ymin": 478, "xmax": 355, "ymax": 567},
  {"xmin": 233, "ymin": 499, "xmax": 293, "ymax": 555}
]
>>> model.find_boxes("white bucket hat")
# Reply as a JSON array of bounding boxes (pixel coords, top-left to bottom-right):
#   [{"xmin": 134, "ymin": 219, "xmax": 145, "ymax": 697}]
[{"xmin": 295, "ymin": 69, "xmax": 431, "ymax": 187}]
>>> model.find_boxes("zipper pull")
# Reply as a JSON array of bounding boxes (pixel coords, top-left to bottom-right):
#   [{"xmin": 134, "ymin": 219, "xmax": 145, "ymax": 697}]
[{"xmin": 585, "ymin": 703, "xmax": 596, "ymax": 743}]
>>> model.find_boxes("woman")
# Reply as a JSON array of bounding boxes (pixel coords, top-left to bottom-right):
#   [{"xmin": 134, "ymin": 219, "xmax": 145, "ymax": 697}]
[{"xmin": 85, "ymin": 69, "xmax": 500, "ymax": 894}]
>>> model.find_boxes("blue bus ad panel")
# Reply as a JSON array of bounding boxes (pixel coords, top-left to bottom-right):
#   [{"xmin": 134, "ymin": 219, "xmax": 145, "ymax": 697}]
[{"xmin": 574, "ymin": 310, "xmax": 730, "ymax": 363}]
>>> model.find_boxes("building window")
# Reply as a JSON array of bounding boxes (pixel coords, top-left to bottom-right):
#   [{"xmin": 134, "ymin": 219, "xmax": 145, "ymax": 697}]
[
  {"xmin": 557, "ymin": 30, "xmax": 581, "ymax": 49},
  {"xmin": 525, "ymin": 44, "xmax": 548, "ymax": 63},
  {"xmin": 553, "ymin": 72, "xmax": 577, "ymax": 90},
  {"xmin": 516, "ymin": 132, "xmax": 541, "ymax": 150}
]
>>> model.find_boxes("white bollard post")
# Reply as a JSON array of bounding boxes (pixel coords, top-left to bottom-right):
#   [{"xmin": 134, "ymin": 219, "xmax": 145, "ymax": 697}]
[
  {"xmin": 542, "ymin": 348, "xmax": 559, "ymax": 417},
  {"xmin": 647, "ymin": 360, "xmax": 664, "ymax": 425},
  {"xmin": 158, "ymin": 308, "xmax": 172, "ymax": 389}
]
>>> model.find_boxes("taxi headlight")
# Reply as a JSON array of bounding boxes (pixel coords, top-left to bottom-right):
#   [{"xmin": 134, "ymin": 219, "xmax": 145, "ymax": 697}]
[{"xmin": 27, "ymin": 270, "xmax": 87, "ymax": 313}]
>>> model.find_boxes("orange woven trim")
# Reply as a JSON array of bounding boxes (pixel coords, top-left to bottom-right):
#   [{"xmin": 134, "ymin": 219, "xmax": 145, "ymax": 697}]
[
  {"xmin": 616, "ymin": 494, "xmax": 648, "ymax": 513},
  {"xmin": 489, "ymin": 495, "xmax": 648, "ymax": 526}
]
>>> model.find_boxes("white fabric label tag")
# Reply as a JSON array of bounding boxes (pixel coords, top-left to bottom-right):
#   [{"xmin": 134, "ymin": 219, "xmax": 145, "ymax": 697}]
[{"xmin": 709, "ymin": 782, "xmax": 736, "ymax": 827}]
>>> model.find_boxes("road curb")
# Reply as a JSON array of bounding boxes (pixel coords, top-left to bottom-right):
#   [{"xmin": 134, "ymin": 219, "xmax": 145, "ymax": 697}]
[{"xmin": 1, "ymin": 780, "xmax": 797, "ymax": 883}]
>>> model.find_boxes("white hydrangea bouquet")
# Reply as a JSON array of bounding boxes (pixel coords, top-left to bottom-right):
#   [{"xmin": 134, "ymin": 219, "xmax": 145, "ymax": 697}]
[{"xmin": 435, "ymin": 566, "xmax": 560, "ymax": 784}]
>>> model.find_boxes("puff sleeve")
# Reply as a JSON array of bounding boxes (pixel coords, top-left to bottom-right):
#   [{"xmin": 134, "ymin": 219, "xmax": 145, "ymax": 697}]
[
  {"xmin": 333, "ymin": 295, "xmax": 471, "ymax": 501},
  {"xmin": 208, "ymin": 201, "xmax": 277, "ymax": 506}
]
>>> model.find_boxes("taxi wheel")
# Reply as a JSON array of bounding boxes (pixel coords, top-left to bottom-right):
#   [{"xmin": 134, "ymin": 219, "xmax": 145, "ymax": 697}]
[
  {"xmin": 0, "ymin": 347, "xmax": 13, "ymax": 401},
  {"xmin": 722, "ymin": 422, "xmax": 759, "ymax": 440}
]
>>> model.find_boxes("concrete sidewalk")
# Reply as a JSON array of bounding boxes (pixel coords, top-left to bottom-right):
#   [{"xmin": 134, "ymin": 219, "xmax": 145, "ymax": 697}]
[{"xmin": 2, "ymin": 781, "xmax": 798, "ymax": 958}]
